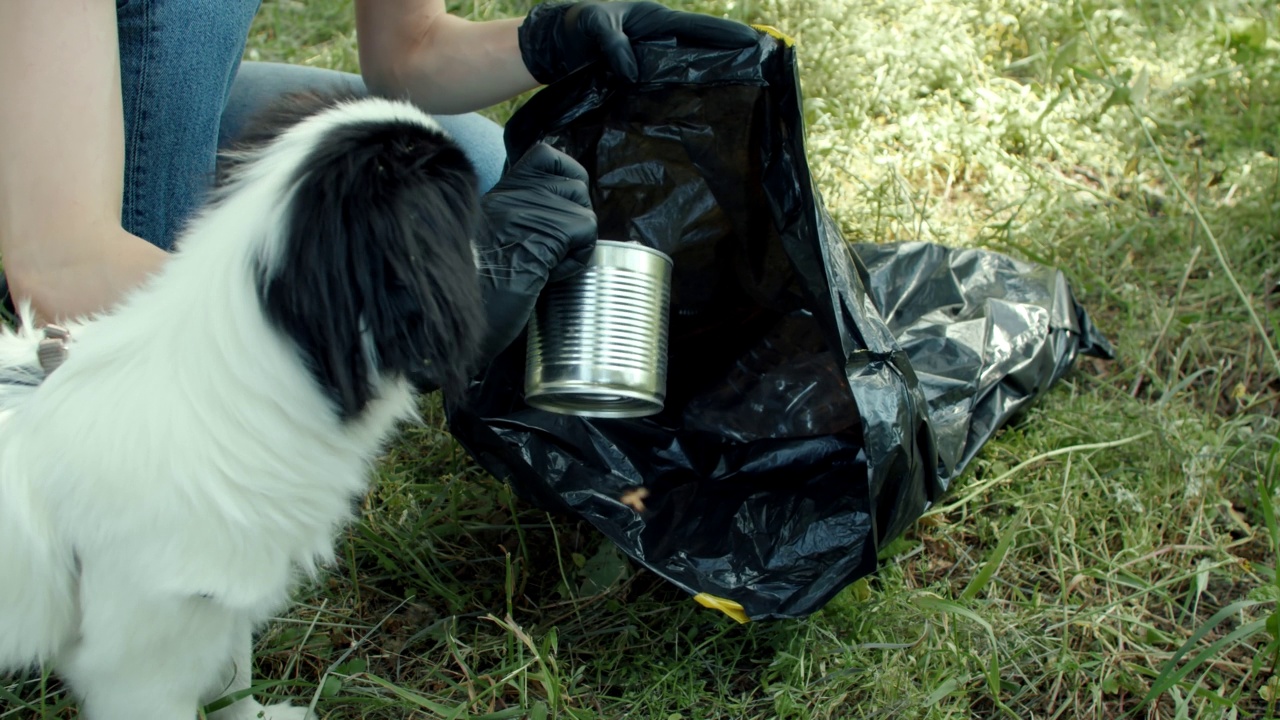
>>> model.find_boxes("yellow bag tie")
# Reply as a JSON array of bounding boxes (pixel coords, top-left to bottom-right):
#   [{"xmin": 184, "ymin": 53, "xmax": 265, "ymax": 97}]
[{"xmin": 693, "ymin": 593, "xmax": 750, "ymax": 624}]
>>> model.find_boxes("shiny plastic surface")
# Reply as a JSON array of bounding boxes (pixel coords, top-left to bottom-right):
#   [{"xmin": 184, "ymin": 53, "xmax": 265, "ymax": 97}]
[{"xmin": 446, "ymin": 33, "xmax": 1113, "ymax": 620}]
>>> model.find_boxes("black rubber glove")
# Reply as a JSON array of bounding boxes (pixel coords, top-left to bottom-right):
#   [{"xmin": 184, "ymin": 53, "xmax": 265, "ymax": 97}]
[
  {"xmin": 475, "ymin": 143, "xmax": 598, "ymax": 363},
  {"xmin": 518, "ymin": 1, "xmax": 760, "ymax": 85}
]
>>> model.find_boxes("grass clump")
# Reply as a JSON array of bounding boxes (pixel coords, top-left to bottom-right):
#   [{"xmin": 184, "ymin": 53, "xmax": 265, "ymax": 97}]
[{"xmin": 4, "ymin": 0, "xmax": 1278, "ymax": 718}]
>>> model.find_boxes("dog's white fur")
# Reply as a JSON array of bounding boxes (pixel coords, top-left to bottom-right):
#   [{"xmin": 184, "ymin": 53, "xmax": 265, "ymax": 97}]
[{"xmin": 0, "ymin": 96, "xmax": 477, "ymax": 720}]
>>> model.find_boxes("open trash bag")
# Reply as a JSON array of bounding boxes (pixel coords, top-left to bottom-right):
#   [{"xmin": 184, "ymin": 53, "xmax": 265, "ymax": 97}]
[{"xmin": 445, "ymin": 30, "xmax": 1113, "ymax": 621}]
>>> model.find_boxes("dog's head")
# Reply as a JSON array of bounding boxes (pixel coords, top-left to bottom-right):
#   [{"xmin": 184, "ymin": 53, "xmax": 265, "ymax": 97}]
[{"xmin": 215, "ymin": 92, "xmax": 487, "ymax": 421}]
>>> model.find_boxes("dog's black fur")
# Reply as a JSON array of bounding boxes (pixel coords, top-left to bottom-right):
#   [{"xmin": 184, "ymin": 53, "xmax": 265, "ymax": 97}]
[{"xmin": 219, "ymin": 91, "xmax": 487, "ymax": 419}]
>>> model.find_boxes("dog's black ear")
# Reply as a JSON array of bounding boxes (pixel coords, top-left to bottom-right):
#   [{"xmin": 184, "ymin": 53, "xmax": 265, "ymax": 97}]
[{"xmin": 259, "ymin": 103, "xmax": 487, "ymax": 421}]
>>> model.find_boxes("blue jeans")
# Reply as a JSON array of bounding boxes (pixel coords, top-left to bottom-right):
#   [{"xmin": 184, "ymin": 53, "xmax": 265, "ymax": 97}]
[{"xmin": 116, "ymin": 0, "xmax": 507, "ymax": 251}]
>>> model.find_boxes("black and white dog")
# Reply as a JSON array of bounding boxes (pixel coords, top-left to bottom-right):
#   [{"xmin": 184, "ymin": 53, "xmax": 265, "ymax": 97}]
[{"xmin": 0, "ymin": 93, "xmax": 488, "ymax": 719}]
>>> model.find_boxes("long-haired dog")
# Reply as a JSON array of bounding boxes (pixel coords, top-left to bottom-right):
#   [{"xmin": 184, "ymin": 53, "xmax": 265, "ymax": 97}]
[{"xmin": 0, "ymin": 93, "xmax": 488, "ymax": 719}]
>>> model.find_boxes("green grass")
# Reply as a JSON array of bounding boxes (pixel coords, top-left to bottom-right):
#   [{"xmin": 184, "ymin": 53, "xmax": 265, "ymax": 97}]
[{"xmin": 4, "ymin": 0, "xmax": 1280, "ymax": 718}]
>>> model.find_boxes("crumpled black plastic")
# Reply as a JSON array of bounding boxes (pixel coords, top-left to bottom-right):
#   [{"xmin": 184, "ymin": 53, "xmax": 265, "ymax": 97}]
[{"xmin": 445, "ymin": 31, "xmax": 1114, "ymax": 621}]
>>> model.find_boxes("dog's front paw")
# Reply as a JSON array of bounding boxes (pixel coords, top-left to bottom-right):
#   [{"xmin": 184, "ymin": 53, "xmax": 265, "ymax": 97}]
[
  {"xmin": 212, "ymin": 700, "xmax": 315, "ymax": 720},
  {"xmin": 235, "ymin": 702, "xmax": 314, "ymax": 720},
  {"xmin": 255, "ymin": 703, "xmax": 316, "ymax": 720}
]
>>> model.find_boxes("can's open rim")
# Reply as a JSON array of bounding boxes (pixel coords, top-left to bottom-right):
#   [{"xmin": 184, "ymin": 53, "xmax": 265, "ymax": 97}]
[{"xmin": 594, "ymin": 239, "xmax": 674, "ymax": 266}]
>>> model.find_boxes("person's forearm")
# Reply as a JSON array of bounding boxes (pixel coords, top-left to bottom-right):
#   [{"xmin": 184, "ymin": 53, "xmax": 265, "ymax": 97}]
[{"xmin": 357, "ymin": 3, "xmax": 539, "ymax": 115}]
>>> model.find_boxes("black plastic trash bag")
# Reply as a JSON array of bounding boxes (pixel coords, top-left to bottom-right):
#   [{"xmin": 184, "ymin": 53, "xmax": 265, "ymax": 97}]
[{"xmin": 445, "ymin": 30, "xmax": 1113, "ymax": 622}]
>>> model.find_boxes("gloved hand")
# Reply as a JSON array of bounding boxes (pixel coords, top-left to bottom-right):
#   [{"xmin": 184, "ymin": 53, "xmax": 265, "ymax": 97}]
[
  {"xmin": 518, "ymin": 1, "xmax": 760, "ymax": 85},
  {"xmin": 475, "ymin": 143, "xmax": 598, "ymax": 363}
]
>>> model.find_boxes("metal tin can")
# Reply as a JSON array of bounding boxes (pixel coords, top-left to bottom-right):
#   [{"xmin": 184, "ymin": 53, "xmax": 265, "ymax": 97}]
[{"xmin": 524, "ymin": 240, "xmax": 673, "ymax": 418}]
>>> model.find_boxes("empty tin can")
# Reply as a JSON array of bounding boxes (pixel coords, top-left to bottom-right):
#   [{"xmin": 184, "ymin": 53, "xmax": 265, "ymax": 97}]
[{"xmin": 524, "ymin": 240, "xmax": 673, "ymax": 418}]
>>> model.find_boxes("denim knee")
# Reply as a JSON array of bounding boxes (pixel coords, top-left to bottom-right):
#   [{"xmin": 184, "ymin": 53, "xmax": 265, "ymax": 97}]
[{"xmin": 222, "ymin": 61, "xmax": 508, "ymax": 195}]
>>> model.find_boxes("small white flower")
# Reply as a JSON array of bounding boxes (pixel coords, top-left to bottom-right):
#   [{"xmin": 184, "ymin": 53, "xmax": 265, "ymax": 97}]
[
  {"xmin": 1112, "ymin": 486, "xmax": 1145, "ymax": 515},
  {"xmin": 1182, "ymin": 445, "xmax": 1217, "ymax": 499}
]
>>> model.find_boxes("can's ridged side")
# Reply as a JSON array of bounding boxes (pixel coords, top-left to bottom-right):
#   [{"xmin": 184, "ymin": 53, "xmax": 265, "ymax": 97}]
[{"xmin": 525, "ymin": 241, "xmax": 673, "ymax": 418}]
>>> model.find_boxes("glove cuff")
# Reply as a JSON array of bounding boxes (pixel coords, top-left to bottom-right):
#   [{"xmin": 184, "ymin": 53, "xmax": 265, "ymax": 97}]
[{"xmin": 517, "ymin": 1, "xmax": 585, "ymax": 85}]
